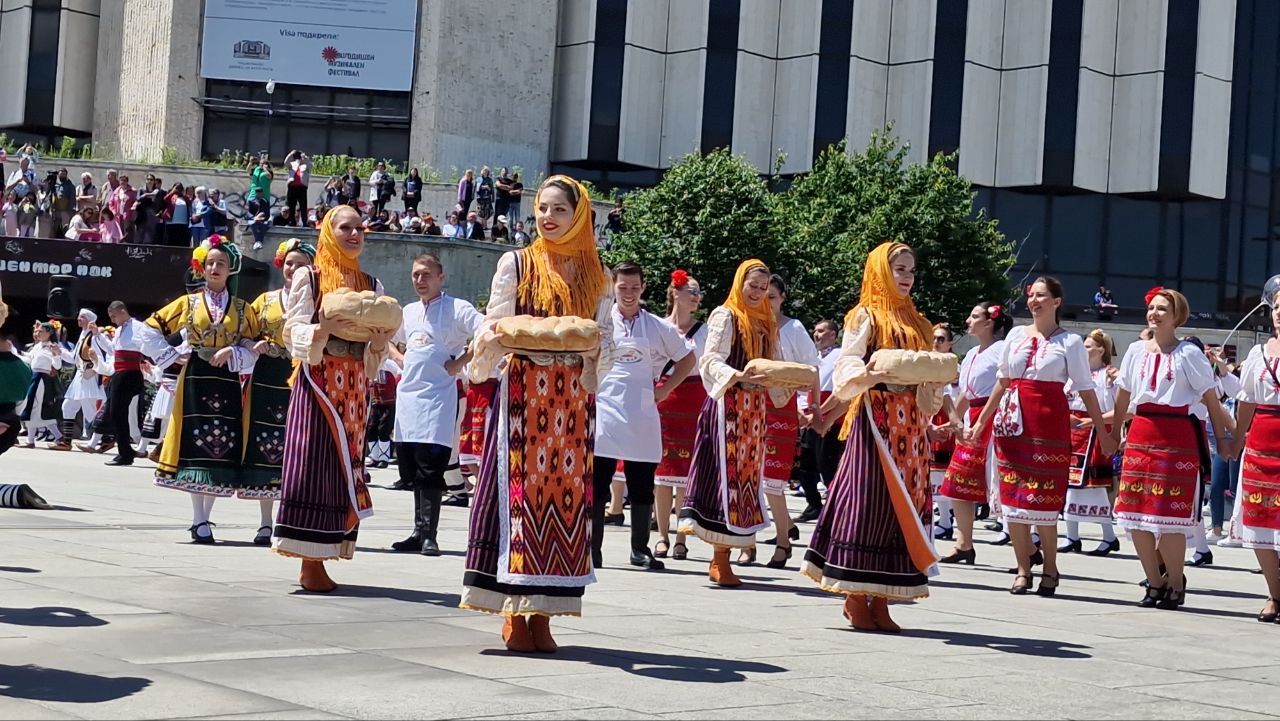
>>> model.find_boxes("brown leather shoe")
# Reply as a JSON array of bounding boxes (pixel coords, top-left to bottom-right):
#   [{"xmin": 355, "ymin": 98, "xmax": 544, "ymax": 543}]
[
  {"xmin": 708, "ymin": 546, "xmax": 743, "ymax": 587},
  {"xmin": 843, "ymin": 595, "xmax": 878, "ymax": 631},
  {"xmin": 868, "ymin": 596, "xmax": 902, "ymax": 633},
  {"xmin": 48, "ymin": 439, "xmax": 72, "ymax": 451},
  {"xmin": 148, "ymin": 447, "xmax": 162, "ymax": 463},
  {"xmin": 528, "ymin": 614, "xmax": 558, "ymax": 653},
  {"xmin": 501, "ymin": 616, "xmax": 537, "ymax": 653}
]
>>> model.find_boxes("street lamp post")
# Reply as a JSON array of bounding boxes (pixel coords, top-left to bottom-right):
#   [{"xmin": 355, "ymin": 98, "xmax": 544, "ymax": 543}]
[{"xmin": 265, "ymin": 79, "xmax": 276, "ymax": 160}]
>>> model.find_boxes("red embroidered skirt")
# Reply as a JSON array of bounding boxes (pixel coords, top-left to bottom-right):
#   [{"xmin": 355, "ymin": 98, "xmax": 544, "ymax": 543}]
[
  {"xmin": 1068, "ymin": 411, "xmax": 1114, "ymax": 489},
  {"xmin": 763, "ymin": 395, "xmax": 800, "ymax": 494},
  {"xmin": 939, "ymin": 398, "xmax": 991, "ymax": 504},
  {"xmin": 459, "ymin": 379, "xmax": 498, "ymax": 466},
  {"xmin": 656, "ymin": 375, "xmax": 708, "ymax": 486},
  {"xmin": 1114, "ymin": 404, "xmax": 1206, "ymax": 535},
  {"xmin": 1239, "ymin": 406, "xmax": 1280, "ymax": 535},
  {"xmin": 995, "ymin": 379, "xmax": 1072, "ymax": 524}
]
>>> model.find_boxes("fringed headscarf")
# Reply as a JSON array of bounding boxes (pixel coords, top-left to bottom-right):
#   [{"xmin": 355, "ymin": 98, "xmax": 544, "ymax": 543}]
[
  {"xmin": 724, "ymin": 259, "xmax": 777, "ymax": 362},
  {"xmin": 840, "ymin": 242, "xmax": 934, "ymax": 440},
  {"xmin": 516, "ymin": 175, "xmax": 607, "ymax": 319},
  {"xmin": 315, "ymin": 207, "xmax": 372, "ymax": 294}
]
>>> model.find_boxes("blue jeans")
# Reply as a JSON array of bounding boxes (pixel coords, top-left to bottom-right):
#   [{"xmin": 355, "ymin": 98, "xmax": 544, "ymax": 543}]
[{"xmin": 1209, "ymin": 453, "xmax": 1239, "ymax": 529}]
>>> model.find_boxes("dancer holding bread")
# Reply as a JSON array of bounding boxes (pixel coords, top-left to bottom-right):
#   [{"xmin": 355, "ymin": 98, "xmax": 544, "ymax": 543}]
[
  {"xmin": 966, "ymin": 277, "xmax": 1114, "ymax": 597},
  {"xmin": 654, "ymin": 269, "xmax": 709, "ymax": 560},
  {"xmin": 273, "ymin": 205, "xmax": 399, "ymax": 592},
  {"xmin": 678, "ymin": 259, "xmax": 798, "ymax": 587},
  {"xmin": 1110, "ymin": 288, "xmax": 1232, "ymax": 610},
  {"xmin": 461, "ymin": 175, "xmax": 613, "ymax": 653},
  {"xmin": 591, "ymin": 261, "xmax": 695, "ymax": 571},
  {"xmin": 936, "ymin": 302, "xmax": 1011, "ymax": 564},
  {"xmin": 801, "ymin": 242, "xmax": 950, "ymax": 632},
  {"xmin": 145, "ymin": 237, "xmax": 266, "ymax": 543},
  {"xmin": 389, "ymin": 252, "xmax": 484, "ymax": 556}
]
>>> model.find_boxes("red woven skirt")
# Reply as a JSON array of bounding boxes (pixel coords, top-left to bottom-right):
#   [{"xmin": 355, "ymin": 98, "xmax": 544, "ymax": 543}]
[
  {"xmin": 939, "ymin": 399, "xmax": 991, "ymax": 504},
  {"xmin": 763, "ymin": 395, "xmax": 800, "ymax": 495},
  {"xmin": 656, "ymin": 375, "xmax": 708, "ymax": 486},
  {"xmin": 1114, "ymin": 404, "xmax": 1206, "ymax": 535},
  {"xmin": 1240, "ymin": 406, "xmax": 1280, "ymax": 533},
  {"xmin": 1068, "ymin": 411, "xmax": 1114, "ymax": 488},
  {"xmin": 459, "ymin": 379, "xmax": 498, "ymax": 466},
  {"xmin": 995, "ymin": 379, "xmax": 1072, "ymax": 524}
]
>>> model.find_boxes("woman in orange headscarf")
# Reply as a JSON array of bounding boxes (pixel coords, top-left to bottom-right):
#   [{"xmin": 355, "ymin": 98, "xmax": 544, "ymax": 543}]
[
  {"xmin": 802, "ymin": 242, "xmax": 945, "ymax": 632},
  {"xmin": 272, "ymin": 205, "xmax": 397, "ymax": 592},
  {"xmin": 461, "ymin": 175, "xmax": 613, "ymax": 654},
  {"xmin": 678, "ymin": 259, "xmax": 790, "ymax": 587}
]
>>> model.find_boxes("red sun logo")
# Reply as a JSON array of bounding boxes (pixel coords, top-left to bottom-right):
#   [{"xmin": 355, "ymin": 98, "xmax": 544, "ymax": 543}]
[{"xmin": 322, "ymin": 46, "xmax": 339, "ymax": 64}]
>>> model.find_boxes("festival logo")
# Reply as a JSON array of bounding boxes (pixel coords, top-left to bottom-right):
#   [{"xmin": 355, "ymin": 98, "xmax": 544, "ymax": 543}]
[{"xmin": 233, "ymin": 40, "xmax": 271, "ymax": 60}]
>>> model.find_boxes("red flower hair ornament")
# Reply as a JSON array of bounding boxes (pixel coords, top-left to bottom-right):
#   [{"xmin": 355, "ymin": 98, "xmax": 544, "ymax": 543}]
[
  {"xmin": 670, "ymin": 269, "xmax": 690, "ymax": 287},
  {"xmin": 1144, "ymin": 286, "xmax": 1165, "ymax": 306},
  {"xmin": 988, "ymin": 304, "xmax": 1002, "ymax": 319}
]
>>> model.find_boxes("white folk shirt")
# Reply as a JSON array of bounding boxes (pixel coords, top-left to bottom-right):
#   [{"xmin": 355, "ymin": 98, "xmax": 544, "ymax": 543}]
[
  {"xmin": 392, "ymin": 294, "xmax": 484, "ymax": 447},
  {"xmin": 284, "ymin": 267, "xmax": 391, "ymax": 380},
  {"xmin": 775, "ymin": 318, "xmax": 820, "ymax": 412},
  {"xmin": 958, "ymin": 340, "xmax": 1005, "ymax": 401},
  {"xmin": 23, "ymin": 343, "xmax": 62, "ymax": 374},
  {"xmin": 1192, "ymin": 372, "xmax": 1241, "ymax": 421},
  {"xmin": 595, "ymin": 306, "xmax": 692, "ymax": 462},
  {"xmin": 830, "ymin": 308, "xmax": 945, "ymax": 416},
  {"xmin": 1067, "ymin": 366, "xmax": 1117, "ymax": 414},
  {"xmin": 678, "ymin": 320, "xmax": 709, "ymax": 377},
  {"xmin": 61, "ymin": 330, "xmax": 113, "ymax": 400},
  {"xmin": 1237, "ymin": 344, "xmax": 1280, "ymax": 407},
  {"xmin": 1115, "ymin": 340, "xmax": 1217, "ymax": 410},
  {"xmin": 998, "ymin": 326, "xmax": 1093, "ymax": 388},
  {"xmin": 699, "ymin": 306, "xmax": 789, "ymax": 408}
]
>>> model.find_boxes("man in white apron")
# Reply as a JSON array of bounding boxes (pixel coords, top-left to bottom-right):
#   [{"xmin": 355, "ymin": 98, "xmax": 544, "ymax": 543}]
[
  {"xmin": 52, "ymin": 308, "xmax": 111, "ymax": 449},
  {"xmin": 592, "ymin": 261, "xmax": 696, "ymax": 571},
  {"xmin": 389, "ymin": 253, "xmax": 484, "ymax": 556}
]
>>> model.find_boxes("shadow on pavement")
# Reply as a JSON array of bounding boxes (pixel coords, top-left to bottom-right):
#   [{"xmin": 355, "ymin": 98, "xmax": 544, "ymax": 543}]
[
  {"xmin": 0, "ymin": 566, "xmax": 40, "ymax": 573},
  {"xmin": 0, "ymin": 606, "xmax": 109, "ymax": 628},
  {"xmin": 293, "ymin": 584, "xmax": 461, "ymax": 608},
  {"xmin": 904, "ymin": 629, "xmax": 1092, "ymax": 659},
  {"xmin": 0, "ymin": 664, "xmax": 151, "ymax": 702},
  {"xmin": 481, "ymin": 646, "xmax": 786, "ymax": 683}
]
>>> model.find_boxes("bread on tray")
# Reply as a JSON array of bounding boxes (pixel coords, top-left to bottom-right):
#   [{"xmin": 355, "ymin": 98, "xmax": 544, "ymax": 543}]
[
  {"xmin": 868, "ymin": 349, "xmax": 958, "ymax": 385},
  {"xmin": 493, "ymin": 315, "xmax": 600, "ymax": 353},
  {"xmin": 319, "ymin": 288, "xmax": 403, "ymax": 342},
  {"xmin": 743, "ymin": 358, "xmax": 817, "ymax": 389}
]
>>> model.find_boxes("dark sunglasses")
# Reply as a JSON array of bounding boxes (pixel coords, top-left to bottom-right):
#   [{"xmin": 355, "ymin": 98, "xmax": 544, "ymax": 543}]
[{"xmin": 933, "ymin": 336, "xmax": 949, "ymax": 342}]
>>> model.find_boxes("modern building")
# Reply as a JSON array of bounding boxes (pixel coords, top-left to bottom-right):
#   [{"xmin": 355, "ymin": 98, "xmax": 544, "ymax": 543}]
[{"xmin": 0, "ymin": 0, "xmax": 1277, "ymax": 312}]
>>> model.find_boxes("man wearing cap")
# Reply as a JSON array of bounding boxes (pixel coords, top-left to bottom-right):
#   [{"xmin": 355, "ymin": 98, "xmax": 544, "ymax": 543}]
[
  {"xmin": 51, "ymin": 309, "xmax": 112, "ymax": 450},
  {"xmin": 491, "ymin": 214, "xmax": 510, "ymax": 243}
]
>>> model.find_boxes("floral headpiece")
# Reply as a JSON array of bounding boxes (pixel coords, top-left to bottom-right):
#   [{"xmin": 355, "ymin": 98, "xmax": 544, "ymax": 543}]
[
  {"xmin": 100, "ymin": 325, "xmax": 116, "ymax": 337},
  {"xmin": 670, "ymin": 269, "xmax": 690, "ymax": 287},
  {"xmin": 190, "ymin": 234, "xmax": 242, "ymax": 278},
  {"xmin": 987, "ymin": 304, "xmax": 1003, "ymax": 319},
  {"xmin": 1144, "ymin": 286, "xmax": 1164, "ymax": 306},
  {"xmin": 273, "ymin": 238, "xmax": 317, "ymax": 268},
  {"xmin": 48, "ymin": 319, "xmax": 62, "ymax": 331}
]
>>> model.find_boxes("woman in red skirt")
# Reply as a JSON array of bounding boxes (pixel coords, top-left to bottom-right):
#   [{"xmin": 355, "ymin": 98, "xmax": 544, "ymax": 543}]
[
  {"xmin": 653, "ymin": 270, "xmax": 708, "ymax": 560},
  {"xmin": 1060, "ymin": 329, "xmax": 1120, "ymax": 555},
  {"xmin": 938, "ymin": 302, "xmax": 1012, "ymax": 564},
  {"xmin": 967, "ymin": 277, "xmax": 1114, "ymax": 596},
  {"xmin": 1111, "ymin": 287, "xmax": 1233, "ymax": 610},
  {"xmin": 1228, "ymin": 291, "xmax": 1280, "ymax": 622}
]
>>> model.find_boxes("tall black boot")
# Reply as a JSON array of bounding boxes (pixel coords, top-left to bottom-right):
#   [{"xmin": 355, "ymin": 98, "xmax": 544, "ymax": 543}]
[
  {"xmin": 591, "ymin": 495, "xmax": 607, "ymax": 569},
  {"xmin": 628, "ymin": 504, "xmax": 664, "ymax": 570},
  {"xmin": 391, "ymin": 484, "xmax": 424, "ymax": 552},
  {"xmin": 420, "ymin": 487, "xmax": 443, "ymax": 556}
]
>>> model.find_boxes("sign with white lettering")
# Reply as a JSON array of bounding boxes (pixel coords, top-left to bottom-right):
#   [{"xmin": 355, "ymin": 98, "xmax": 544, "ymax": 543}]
[{"xmin": 200, "ymin": 0, "xmax": 418, "ymax": 91}]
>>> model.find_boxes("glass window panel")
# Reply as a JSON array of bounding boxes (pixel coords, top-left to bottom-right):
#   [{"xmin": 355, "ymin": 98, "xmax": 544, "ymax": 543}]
[
  {"xmin": 1247, "ymin": 171, "xmax": 1271, "ymax": 207},
  {"xmin": 1106, "ymin": 198, "xmax": 1162, "ymax": 279},
  {"xmin": 1247, "ymin": 1, "xmax": 1278, "ymax": 171},
  {"xmin": 1180, "ymin": 200, "xmax": 1223, "ymax": 281},
  {"xmin": 1105, "ymin": 276, "xmax": 1156, "ymax": 311},
  {"xmin": 1243, "ymin": 207, "xmax": 1269, "ymax": 289},
  {"xmin": 990, "ymin": 190, "xmax": 1046, "ymax": 275},
  {"xmin": 1177, "ymin": 281, "xmax": 1219, "ymax": 313},
  {"xmin": 1048, "ymin": 195, "xmax": 1103, "ymax": 273},
  {"xmin": 1045, "ymin": 273, "xmax": 1100, "ymax": 307}
]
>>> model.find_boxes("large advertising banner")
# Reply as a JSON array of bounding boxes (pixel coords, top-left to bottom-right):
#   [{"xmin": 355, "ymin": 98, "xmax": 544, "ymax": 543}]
[{"xmin": 200, "ymin": 0, "xmax": 419, "ymax": 92}]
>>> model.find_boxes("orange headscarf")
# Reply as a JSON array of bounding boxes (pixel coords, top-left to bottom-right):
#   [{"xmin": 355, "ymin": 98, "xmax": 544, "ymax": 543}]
[
  {"xmin": 840, "ymin": 242, "xmax": 934, "ymax": 439},
  {"xmin": 314, "ymin": 206, "xmax": 372, "ymax": 294},
  {"xmin": 516, "ymin": 175, "xmax": 607, "ymax": 319},
  {"xmin": 724, "ymin": 259, "xmax": 777, "ymax": 362}
]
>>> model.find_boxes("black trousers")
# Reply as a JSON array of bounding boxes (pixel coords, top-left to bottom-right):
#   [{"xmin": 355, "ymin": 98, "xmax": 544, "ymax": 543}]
[
  {"xmin": 592, "ymin": 456, "xmax": 657, "ymax": 506},
  {"xmin": 796, "ymin": 425, "xmax": 845, "ymax": 509},
  {"xmin": 285, "ymin": 185, "xmax": 307, "ymax": 222},
  {"xmin": 106, "ymin": 370, "xmax": 145, "ymax": 459},
  {"xmin": 396, "ymin": 442, "xmax": 452, "ymax": 490}
]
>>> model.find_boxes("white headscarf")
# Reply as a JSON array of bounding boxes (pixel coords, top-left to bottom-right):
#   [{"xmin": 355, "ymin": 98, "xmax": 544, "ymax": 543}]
[{"xmin": 78, "ymin": 308, "xmax": 97, "ymax": 322}]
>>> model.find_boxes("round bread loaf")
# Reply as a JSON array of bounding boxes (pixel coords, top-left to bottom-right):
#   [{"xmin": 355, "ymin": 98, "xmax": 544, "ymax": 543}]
[
  {"xmin": 743, "ymin": 358, "xmax": 817, "ymax": 389},
  {"xmin": 869, "ymin": 349, "xmax": 958, "ymax": 385},
  {"xmin": 319, "ymin": 287, "xmax": 403, "ymax": 342},
  {"xmin": 494, "ymin": 315, "xmax": 600, "ymax": 353}
]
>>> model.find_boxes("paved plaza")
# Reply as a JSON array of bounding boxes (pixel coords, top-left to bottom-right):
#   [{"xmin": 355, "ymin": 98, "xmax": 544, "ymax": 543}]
[{"xmin": 1, "ymin": 446, "xmax": 1278, "ymax": 720}]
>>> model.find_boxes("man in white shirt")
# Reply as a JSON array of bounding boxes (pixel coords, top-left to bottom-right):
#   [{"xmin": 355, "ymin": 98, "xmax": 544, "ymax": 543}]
[
  {"xmin": 591, "ymin": 261, "xmax": 696, "ymax": 570},
  {"xmin": 52, "ymin": 309, "xmax": 112, "ymax": 450},
  {"xmin": 794, "ymin": 319, "xmax": 841, "ymax": 523},
  {"xmin": 389, "ymin": 253, "xmax": 485, "ymax": 556},
  {"xmin": 78, "ymin": 301, "xmax": 149, "ymax": 465}
]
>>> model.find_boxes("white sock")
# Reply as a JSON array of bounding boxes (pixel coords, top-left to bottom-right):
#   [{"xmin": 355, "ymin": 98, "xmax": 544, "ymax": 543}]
[
  {"xmin": 1064, "ymin": 520, "xmax": 1080, "ymax": 541},
  {"xmin": 1191, "ymin": 523, "xmax": 1210, "ymax": 554},
  {"xmin": 90, "ymin": 433, "xmax": 103, "ymax": 446},
  {"xmin": 259, "ymin": 499, "xmax": 274, "ymax": 528},
  {"xmin": 936, "ymin": 498, "xmax": 954, "ymax": 529},
  {"xmin": 137, "ymin": 438, "xmax": 150, "ymax": 454},
  {"xmin": 1100, "ymin": 521, "xmax": 1117, "ymax": 543},
  {"xmin": 190, "ymin": 493, "xmax": 211, "ymax": 534}
]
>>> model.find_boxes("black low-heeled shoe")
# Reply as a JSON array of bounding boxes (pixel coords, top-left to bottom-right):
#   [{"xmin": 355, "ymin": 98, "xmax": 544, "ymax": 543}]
[
  {"xmin": 1139, "ymin": 563, "xmax": 1168, "ymax": 588},
  {"xmin": 990, "ymin": 533, "xmax": 1011, "ymax": 546},
  {"xmin": 1086, "ymin": 539, "xmax": 1121, "ymax": 556},
  {"xmin": 1036, "ymin": 573, "xmax": 1060, "ymax": 597},
  {"xmin": 934, "ymin": 525, "xmax": 954, "ymax": 541},
  {"xmin": 1057, "ymin": 538, "xmax": 1082, "ymax": 554},
  {"xmin": 253, "ymin": 526, "xmax": 272, "ymax": 546},
  {"xmin": 189, "ymin": 521, "xmax": 215, "ymax": 545},
  {"xmin": 1006, "ymin": 550, "xmax": 1044, "ymax": 574},
  {"xmin": 1188, "ymin": 550, "xmax": 1214, "ymax": 567},
  {"xmin": 1157, "ymin": 586, "xmax": 1185, "ymax": 610},
  {"xmin": 975, "ymin": 504, "xmax": 991, "ymax": 521},
  {"xmin": 939, "ymin": 547, "xmax": 976, "ymax": 565},
  {"xmin": 1010, "ymin": 573, "xmax": 1033, "ymax": 595},
  {"xmin": 1139, "ymin": 585, "xmax": 1167, "ymax": 608},
  {"xmin": 1260, "ymin": 598, "xmax": 1280, "ymax": 623},
  {"xmin": 765, "ymin": 545, "xmax": 792, "ymax": 569}
]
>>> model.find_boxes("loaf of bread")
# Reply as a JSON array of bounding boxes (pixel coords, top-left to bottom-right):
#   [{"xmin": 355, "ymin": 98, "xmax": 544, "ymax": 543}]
[
  {"xmin": 869, "ymin": 349, "xmax": 958, "ymax": 385},
  {"xmin": 743, "ymin": 358, "xmax": 818, "ymax": 389},
  {"xmin": 493, "ymin": 315, "xmax": 600, "ymax": 353},
  {"xmin": 0, "ymin": 300, "xmax": 7, "ymax": 327},
  {"xmin": 319, "ymin": 288, "xmax": 403, "ymax": 342}
]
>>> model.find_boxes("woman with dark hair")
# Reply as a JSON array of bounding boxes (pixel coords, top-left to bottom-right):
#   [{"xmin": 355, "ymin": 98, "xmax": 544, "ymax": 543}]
[
  {"xmin": 462, "ymin": 175, "xmax": 613, "ymax": 653},
  {"xmin": 967, "ymin": 277, "xmax": 1114, "ymax": 597},
  {"xmin": 403, "ymin": 168, "xmax": 422, "ymax": 214},
  {"xmin": 476, "ymin": 166, "xmax": 495, "ymax": 222},
  {"xmin": 1110, "ymin": 288, "xmax": 1233, "ymax": 609},
  {"xmin": 936, "ymin": 302, "xmax": 1011, "ymax": 565},
  {"xmin": 20, "ymin": 322, "xmax": 64, "ymax": 447},
  {"xmin": 929, "ymin": 323, "xmax": 957, "ymax": 542},
  {"xmin": 1059, "ymin": 329, "xmax": 1120, "ymax": 556}
]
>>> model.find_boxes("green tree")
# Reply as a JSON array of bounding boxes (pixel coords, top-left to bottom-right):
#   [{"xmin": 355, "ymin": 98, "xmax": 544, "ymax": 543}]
[
  {"xmin": 773, "ymin": 132, "xmax": 1013, "ymax": 328},
  {"xmin": 602, "ymin": 149, "xmax": 778, "ymax": 314}
]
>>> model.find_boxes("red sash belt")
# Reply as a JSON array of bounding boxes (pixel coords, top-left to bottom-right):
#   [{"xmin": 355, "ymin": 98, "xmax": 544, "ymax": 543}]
[{"xmin": 114, "ymin": 350, "xmax": 143, "ymax": 373}]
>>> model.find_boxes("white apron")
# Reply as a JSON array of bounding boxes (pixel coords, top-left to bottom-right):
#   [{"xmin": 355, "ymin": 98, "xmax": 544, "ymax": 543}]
[
  {"xmin": 595, "ymin": 330, "xmax": 661, "ymax": 463},
  {"xmin": 393, "ymin": 308, "xmax": 459, "ymax": 448}
]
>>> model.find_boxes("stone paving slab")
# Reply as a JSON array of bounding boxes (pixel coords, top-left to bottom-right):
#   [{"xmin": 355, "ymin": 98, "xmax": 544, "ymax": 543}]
[{"xmin": 2, "ymin": 446, "xmax": 1280, "ymax": 719}]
